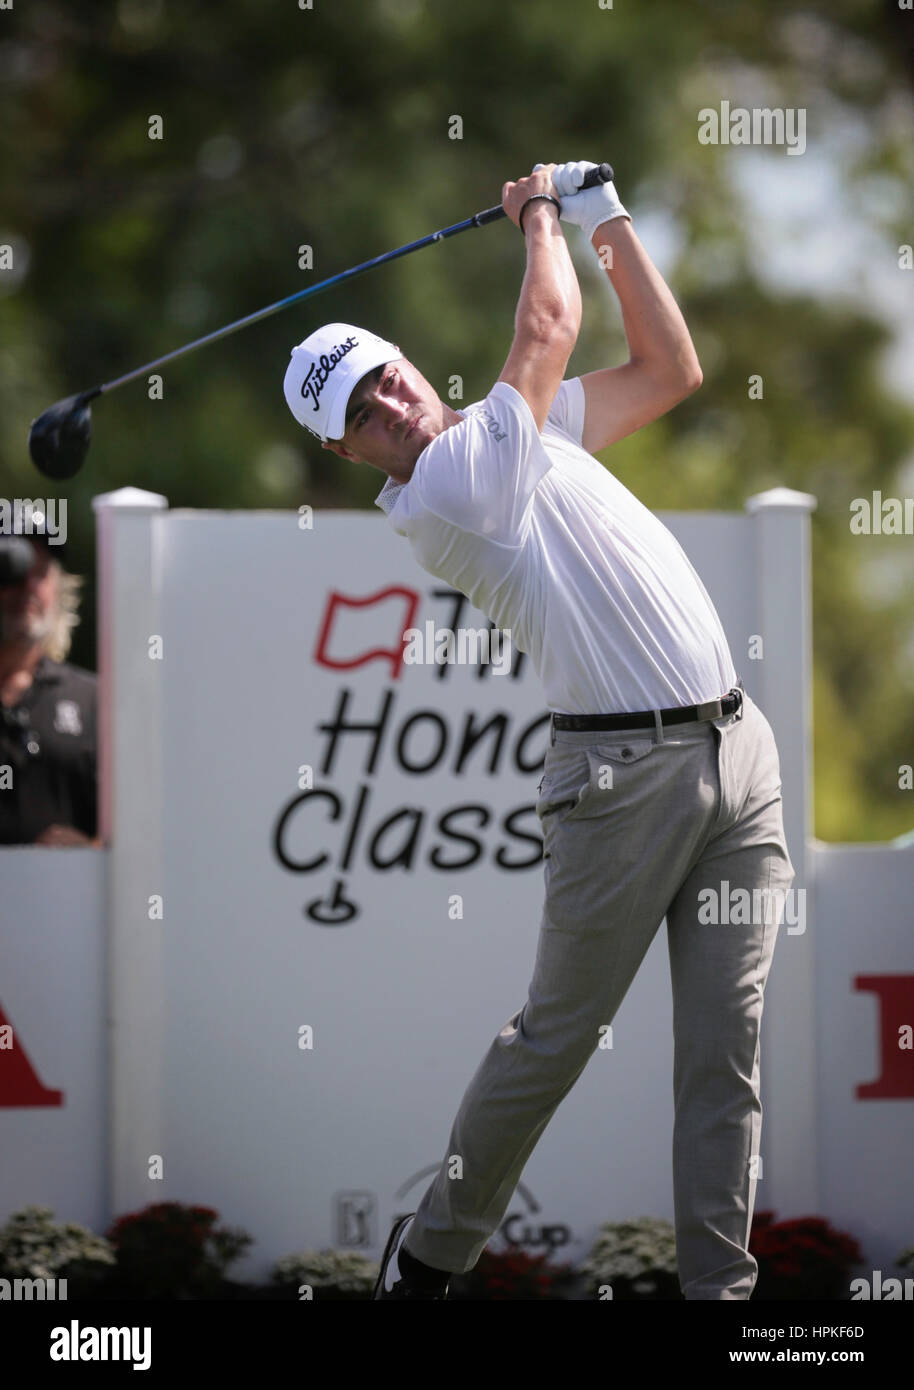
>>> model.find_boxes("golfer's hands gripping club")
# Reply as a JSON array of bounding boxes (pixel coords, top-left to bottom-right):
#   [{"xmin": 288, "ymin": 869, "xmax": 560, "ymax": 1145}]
[
  {"xmin": 501, "ymin": 164, "xmax": 561, "ymax": 232},
  {"xmin": 533, "ymin": 159, "xmax": 631, "ymax": 240}
]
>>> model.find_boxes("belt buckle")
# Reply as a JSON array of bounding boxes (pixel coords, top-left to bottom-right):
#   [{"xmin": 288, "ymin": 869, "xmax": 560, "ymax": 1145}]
[{"xmin": 695, "ymin": 698, "xmax": 724, "ymax": 721}]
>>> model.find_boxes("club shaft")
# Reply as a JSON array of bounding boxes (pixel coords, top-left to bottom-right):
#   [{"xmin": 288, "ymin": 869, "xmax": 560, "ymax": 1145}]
[
  {"xmin": 95, "ymin": 163, "xmax": 612, "ymax": 399},
  {"xmin": 98, "ymin": 204, "xmax": 508, "ymax": 396}
]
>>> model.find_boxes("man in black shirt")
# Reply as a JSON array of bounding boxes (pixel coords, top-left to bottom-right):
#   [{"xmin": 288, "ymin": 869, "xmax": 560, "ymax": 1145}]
[{"xmin": 0, "ymin": 526, "xmax": 99, "ymax": 847}]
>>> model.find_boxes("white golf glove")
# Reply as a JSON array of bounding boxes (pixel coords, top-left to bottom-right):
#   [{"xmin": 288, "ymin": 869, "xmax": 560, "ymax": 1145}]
[{"xmin": 533, "ymin": 160, "xmax": 631, "ymax": 239}]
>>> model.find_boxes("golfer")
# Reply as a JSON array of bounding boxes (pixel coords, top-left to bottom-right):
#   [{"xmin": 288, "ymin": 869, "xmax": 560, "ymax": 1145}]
[{"xmin": 283, "ymin": 160, "xmax": 794, "ymax": 1300}]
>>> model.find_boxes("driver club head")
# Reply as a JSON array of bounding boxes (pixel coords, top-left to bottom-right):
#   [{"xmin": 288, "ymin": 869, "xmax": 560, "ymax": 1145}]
[{"xmin": 28, "ymin": 392, "xmax": 95, "ymax": 480}]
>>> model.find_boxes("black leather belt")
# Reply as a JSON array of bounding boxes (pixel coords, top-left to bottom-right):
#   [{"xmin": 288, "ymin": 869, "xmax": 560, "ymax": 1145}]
[{"xmin": 552, "ymin": 686, "xmax": 743, "ymax": 733}]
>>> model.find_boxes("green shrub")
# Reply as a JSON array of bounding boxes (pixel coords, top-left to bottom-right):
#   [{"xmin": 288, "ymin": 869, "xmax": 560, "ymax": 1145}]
[
  {"xmin": 578, "ymin": 1216, "xmax": 680, "ymax": 1299},
  {"xmin": 271, "ymin": 1249, "xmax": 379, "ymax": 1298},
  {"xmin": 0, "ymin": 1205, "xmax": 115, "ymax": 1290}
]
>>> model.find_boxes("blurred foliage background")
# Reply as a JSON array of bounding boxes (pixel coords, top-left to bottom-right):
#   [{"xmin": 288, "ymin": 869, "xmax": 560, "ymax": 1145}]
[{"xmin": 0, "ymin": 0, "xmax": 911, "ymax": 840}]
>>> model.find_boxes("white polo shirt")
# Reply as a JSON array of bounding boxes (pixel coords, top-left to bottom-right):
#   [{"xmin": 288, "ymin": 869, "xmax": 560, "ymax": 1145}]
[{"xmin": 374, "ymin": 377, "xmax": 737, "ymax": 715}]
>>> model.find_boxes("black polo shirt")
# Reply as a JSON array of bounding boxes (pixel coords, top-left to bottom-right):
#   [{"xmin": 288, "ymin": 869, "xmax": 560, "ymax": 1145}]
[{"xmin": 0, "ymin": 656, "xmax": 97, "ymax": 845}]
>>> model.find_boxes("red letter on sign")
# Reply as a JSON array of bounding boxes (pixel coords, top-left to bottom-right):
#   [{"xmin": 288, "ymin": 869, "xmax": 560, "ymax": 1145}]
[
  {"xmin": 854, "ymin": 975, "xmax": 914, "ymax": 1100},
  {"xmin": 0, "ymin": 1002, "xmax": 64, "ymax": 1107}
]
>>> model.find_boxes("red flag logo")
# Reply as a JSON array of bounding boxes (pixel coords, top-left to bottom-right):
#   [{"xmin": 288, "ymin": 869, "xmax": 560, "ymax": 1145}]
[{"xmin": 314, "ymin": 587, "xmax": 420, "ymax": 680}]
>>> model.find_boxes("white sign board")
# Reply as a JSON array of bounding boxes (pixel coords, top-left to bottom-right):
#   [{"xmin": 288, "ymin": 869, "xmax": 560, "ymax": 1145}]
[
  {"xmin": 3, "ymin": 493, "xmax": 910, "ymax": 1292},
  {"xmin": 104, "ymin": 506, "xmax": 773, "ymax": 1279}
]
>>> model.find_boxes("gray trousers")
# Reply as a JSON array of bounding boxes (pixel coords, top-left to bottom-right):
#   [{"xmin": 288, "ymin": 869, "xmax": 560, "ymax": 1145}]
[{"xmin": 404, "ymin": 690, "xmax": 794, "ymax": 1299}]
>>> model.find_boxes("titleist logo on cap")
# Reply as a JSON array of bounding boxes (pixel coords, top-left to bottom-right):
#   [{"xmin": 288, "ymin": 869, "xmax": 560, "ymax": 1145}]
[{"xmin": 300, "ymin": 335, "xmax": 358, "ymax": 413}]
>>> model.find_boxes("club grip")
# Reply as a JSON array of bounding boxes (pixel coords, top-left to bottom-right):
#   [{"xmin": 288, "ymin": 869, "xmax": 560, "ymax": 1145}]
[
  {"xmin": 468, "ymin": 162, "xmax": 616, "ymax": 230},
  {"xmin": 581, "ymin": 162, "xmax": 614, "ymax": 188}
]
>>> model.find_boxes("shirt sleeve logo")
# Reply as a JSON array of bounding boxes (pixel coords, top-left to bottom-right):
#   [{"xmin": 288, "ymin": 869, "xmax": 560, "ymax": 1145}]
[{"xmin": 469, "ymin": 406, "xmax": 507, "ymax": 443}]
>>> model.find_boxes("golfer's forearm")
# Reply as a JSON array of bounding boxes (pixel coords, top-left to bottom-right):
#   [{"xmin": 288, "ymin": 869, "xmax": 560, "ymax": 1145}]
[
  {"xmin": 591, "ymin": 218, "xmax": 701, "ymax": 384},
  {"xmin": 515, "ymin": 205, "xmax": 582, "ymax": 343}
]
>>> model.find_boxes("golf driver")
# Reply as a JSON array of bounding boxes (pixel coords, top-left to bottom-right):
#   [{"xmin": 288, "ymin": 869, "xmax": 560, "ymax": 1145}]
[{"xmin": 28, "ymin": 163, "xmax": 614, "ymax": 479}]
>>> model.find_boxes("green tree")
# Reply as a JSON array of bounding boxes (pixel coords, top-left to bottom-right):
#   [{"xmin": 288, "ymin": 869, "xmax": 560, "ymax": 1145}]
[{"xmin": 1, "ymin": 0, "xmax": 911, "ymax": 838}]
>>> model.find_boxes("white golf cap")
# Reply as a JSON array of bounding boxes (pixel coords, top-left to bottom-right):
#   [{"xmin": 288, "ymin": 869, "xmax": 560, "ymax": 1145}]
[{"xmin": 283, "ymin": 322, "xmax": 403, "ymax": 441}]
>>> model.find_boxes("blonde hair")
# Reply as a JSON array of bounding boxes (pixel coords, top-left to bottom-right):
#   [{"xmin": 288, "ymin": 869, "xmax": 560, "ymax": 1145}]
[{"xmin": 43, "ymin": 560, "xmax": 84, "ymax": 663}]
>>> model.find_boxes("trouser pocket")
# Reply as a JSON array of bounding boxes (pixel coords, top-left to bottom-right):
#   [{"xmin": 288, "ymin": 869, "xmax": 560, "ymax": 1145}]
[{"xmin": 537, "ymin": 737, "xmax": 656, "ymax": 824}]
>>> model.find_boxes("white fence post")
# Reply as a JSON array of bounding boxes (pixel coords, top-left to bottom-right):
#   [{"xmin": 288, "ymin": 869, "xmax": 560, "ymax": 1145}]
[
  {"xmin": 745, "ymin": 487, "xmax": 818, "ymax": 1215},
  {"xmin": 92, "ymin": 487, "xmax": 168, "ymax": 1224}
]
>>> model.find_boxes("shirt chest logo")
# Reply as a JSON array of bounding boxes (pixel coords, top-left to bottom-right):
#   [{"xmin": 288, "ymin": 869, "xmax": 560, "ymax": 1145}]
[{"xmin": 53, "ymin": 699, "xmax": 83, "ymax": 736}]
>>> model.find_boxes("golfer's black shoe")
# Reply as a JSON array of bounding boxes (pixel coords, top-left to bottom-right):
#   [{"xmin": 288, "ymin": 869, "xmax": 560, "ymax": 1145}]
[{"xmin": 373, "ymin": 1214, "xmax": 449, "ymax": 1300}]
